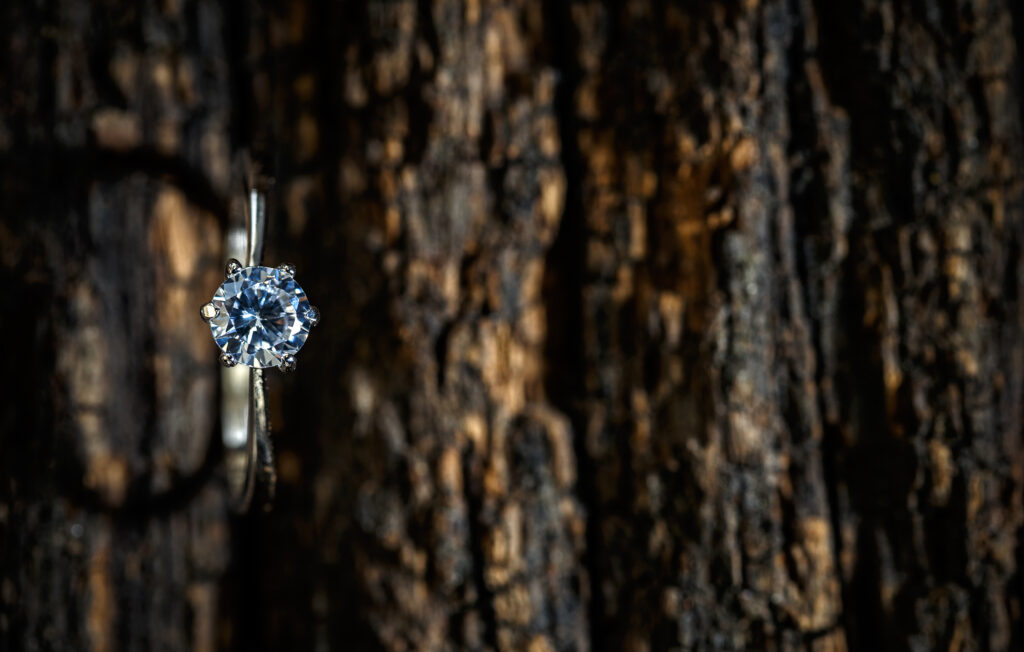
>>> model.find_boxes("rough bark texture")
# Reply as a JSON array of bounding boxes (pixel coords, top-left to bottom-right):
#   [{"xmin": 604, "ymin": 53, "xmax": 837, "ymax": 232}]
[{"xmin": 1, "ymin": 1, "xmax": 1023, "ymax": 651}]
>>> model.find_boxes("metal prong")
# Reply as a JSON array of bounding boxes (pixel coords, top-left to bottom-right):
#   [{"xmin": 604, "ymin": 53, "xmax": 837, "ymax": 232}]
[
  {"xmin": 225, "ymin": 258, "xmax": 243, "ymax": 277},
  {"xmin": 200, "ymin": 302, "xmax": 217, "ymax": 321},
  {"xmin": 307, "ymin": 306, "xmax": 320, "ymax": 327},
  {"xmin": 280, "ymin": 354, "xmax": 296, "ymax": 372},
  {"xmin": 278, "ymin": 263, "xmax": 296, "ymax": 276},
  {"xmin": 219, "ymin": 353, "xmax": 237, "ymax": 367}
]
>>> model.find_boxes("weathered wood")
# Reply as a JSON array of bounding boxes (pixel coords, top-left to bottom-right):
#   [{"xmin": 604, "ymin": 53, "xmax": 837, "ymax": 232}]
[
  {"xmin": 563, "ymin": 0, "xmax": 1024, "ymax": 649},
  {"xmin": 565, "ymin": 1, "xmax": 846, "ymax": 648},
  {"xmin": 2, "ymin": 1, "xmax": 1024, "ymax": 651},
  {"xmin": 815, "ymin": 1, "xmax": 1024, "ymax": 649},
  {"xmin": 0, "ymin": 1, "xmax": 235, "ymax": 651},
  {"xmin": 239, "ymin": 2, "xmax": 586, "ymax": 649}
]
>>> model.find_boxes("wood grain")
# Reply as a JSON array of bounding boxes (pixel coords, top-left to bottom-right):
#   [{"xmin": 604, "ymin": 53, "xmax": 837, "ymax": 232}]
[{"xmin": 1, "ymin": 1, "xmax": 1023, "ymax": 650}]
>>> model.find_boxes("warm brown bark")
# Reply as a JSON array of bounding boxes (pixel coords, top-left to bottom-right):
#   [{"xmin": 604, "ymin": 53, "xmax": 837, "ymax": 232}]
[
  {"xmin": 244, "ymin": 1, "xmax": 585, "ymax": 650},
  {"xmin": 816, "ymin": 2, "xmax": 1024, "ymax": 648},
  {"xmin": 565, "ymin": 1, "xmax": 847, "ymax": 647},
  {"xmin": 2, "ymin": 1, "xmax": 1024, "ymax": 651},
  {"xmin": 0, "ymin": 2, "xmax": 233, "ymax": 651}
]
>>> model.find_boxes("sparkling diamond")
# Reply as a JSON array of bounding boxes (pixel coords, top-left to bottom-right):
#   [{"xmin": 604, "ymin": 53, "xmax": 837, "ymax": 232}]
[{"xmin": 208, "ymin": 266, "xmax": 315, "ymax": 368}]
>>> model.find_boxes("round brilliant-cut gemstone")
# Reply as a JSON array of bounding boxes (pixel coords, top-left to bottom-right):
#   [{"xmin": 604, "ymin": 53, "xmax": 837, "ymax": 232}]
[{"xmin": 208, "ymin": 266, "xmax": 314, "ymax": 368}]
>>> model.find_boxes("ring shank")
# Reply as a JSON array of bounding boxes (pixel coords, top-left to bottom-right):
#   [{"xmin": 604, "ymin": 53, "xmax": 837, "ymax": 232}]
[{"xmin": 222, "ymin": 184, "xmax": 270, "ymax": 512}]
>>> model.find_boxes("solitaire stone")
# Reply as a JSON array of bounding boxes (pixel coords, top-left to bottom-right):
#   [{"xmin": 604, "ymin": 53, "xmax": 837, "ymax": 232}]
[{"xmin": 208, "ymin": 265, "xmax": 316, "ymax": 368}]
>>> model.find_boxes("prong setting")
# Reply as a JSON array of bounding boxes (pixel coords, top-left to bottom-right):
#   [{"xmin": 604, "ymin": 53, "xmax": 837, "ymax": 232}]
[
  {"xmin": 278, "ymin": 263, "xmax": 296, "ymax": 276},
  {"xmin": 206, "ymin": 265, "xmax": 315, "ymax": 369},
  {"xmin": 200, "ymin": 302, "xmax": 218, "ymax": 321}
]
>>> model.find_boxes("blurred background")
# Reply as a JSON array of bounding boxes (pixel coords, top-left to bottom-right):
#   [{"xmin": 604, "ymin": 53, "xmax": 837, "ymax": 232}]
[{"xmin": 2, "ymin": 0, "xmax": 1024, "ymax": 650}]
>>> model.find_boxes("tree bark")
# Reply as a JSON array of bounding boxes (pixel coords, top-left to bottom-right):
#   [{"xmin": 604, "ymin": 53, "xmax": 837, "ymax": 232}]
[{"xmin": 2, "ymin": 1, "xmax": 1023, "ymax": 651}]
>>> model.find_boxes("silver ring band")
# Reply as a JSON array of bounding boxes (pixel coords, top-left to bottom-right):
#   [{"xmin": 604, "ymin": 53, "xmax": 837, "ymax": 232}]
[
  {"xmin": 202, "ymin": 162, "xmax": 316, "ymax": 513},
  {"xmin": 222, "ymin": 183, "xmax": 274, "ymax": 512}
]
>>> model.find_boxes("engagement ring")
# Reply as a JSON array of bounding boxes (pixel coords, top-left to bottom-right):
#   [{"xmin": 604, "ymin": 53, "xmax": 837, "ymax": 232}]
[{"xmin": 200, "ymin": 177, "xmax": 319, "ymax": 512}]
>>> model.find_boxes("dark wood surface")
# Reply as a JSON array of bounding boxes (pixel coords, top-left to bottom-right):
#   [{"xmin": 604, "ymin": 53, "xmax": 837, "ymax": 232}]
[{"xmin": 2, "ymin": 1, "xmax": 1023, "ymax": 650}]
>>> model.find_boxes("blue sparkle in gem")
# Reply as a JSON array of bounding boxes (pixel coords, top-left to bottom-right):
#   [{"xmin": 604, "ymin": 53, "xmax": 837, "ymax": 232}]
[{"xmin": 208, "ymin": 266, "xmax": 315, "ymax": 368}]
